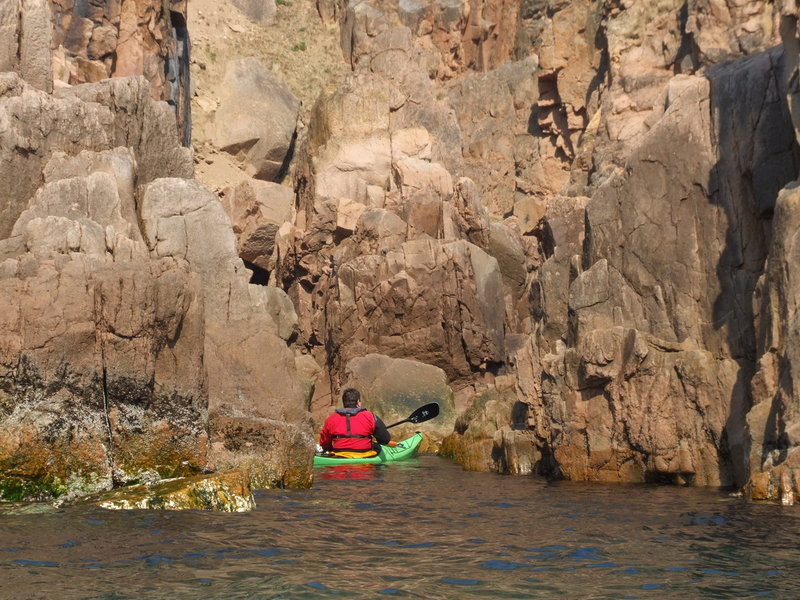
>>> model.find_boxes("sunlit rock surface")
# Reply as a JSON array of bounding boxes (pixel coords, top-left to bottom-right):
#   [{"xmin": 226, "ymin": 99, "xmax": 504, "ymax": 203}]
[
  {"xmin": 212, "ymin": 57, "xmax": 300, "ymax": 181},
  {"xmin": 284, "ymin": 0, "xmax": 800, "ymax": 502},
  {"xmin": 745, "ymin": 10, "xmax": 800, "ymax": 504},
  {"xmin": 0, "ymin": 77, "xmax": 206, "ymax": 501},
  {"xmin": 90, "ymin": 470, "xmax": 256, "ymax": 512},
  {"xmin": 4, "ymin": 0, "xmax": 800, "ymax": 506},
  {"xmin": 441, "ymin": 377, "xmax": 533, "ymax": 473},
  {"xmin": 0, "ymin": 15, "xmax": 312, "ymax": 498}
]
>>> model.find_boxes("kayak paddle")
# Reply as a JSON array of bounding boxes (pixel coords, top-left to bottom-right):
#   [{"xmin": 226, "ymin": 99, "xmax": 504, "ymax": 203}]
[{"xmin": 386, "ymin": 402, "xmax": 440, "ymax": 429}]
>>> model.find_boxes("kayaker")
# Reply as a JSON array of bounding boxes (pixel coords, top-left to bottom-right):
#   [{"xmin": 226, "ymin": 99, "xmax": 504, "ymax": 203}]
[{"xmin": 318, "ymin": 388, "xmax": 391, "ymax": 457}]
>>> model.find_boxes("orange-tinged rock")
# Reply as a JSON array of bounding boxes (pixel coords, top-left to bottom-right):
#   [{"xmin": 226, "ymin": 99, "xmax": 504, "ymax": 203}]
[{"xmin": 91, "ymin": 470, "xmax": 256, "ymax": 512}]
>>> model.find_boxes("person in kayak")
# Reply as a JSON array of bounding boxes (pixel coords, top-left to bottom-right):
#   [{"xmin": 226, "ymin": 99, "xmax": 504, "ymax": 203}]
[{"xmin": 318, "ymin": 388, "xmax": 391, "ymax": 457}]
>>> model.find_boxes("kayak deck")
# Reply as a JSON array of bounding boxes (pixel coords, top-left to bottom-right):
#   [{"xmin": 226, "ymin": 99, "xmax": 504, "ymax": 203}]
[{"xmin": 313, "ymin": 432, "xmax": 423, "ymax": 466}]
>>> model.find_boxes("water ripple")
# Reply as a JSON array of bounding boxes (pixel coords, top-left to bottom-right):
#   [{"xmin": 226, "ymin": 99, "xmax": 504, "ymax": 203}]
[{"xmin": 0, "ymin": 456, "xmax": 798, "ymax": 598}]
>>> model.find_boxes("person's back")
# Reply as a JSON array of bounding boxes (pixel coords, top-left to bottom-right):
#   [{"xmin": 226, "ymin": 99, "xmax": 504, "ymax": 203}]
[{"xmin": 319, "ymin": 388, "xmax": 390, "ymax": 455}]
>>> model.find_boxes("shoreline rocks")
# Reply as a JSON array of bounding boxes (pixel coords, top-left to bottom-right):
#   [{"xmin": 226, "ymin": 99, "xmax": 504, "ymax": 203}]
[
  {"xmin": 3, "ymin": 0, "xmax": 800, "ymax": 507},
  {"xmin": 88, "ymin": 470, "xmax": 256, "ymax": 512}
]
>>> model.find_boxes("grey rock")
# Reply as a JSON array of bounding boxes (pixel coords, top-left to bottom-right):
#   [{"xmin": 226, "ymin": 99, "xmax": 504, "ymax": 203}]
[
  {"xmin": 141, "ymin": 178, "xmax": 312, "ymax": 486},
  {"xmin": 0, "ymin": 0, "xmax": 20, "ymax": 74},
  {"xmin": 343, "ymin": 353, "xmax": 457, "ymax": 449},
  {"xmin": 20, "ymin": 0, "xmax": 52, "ymax": 92},
  {"xmin": 231, "ymin": 0, "xmax": 277, "ymax": 24},
  {"xmin": 213, "ymin": 58, "xmax": 300, "ymax": 181}
]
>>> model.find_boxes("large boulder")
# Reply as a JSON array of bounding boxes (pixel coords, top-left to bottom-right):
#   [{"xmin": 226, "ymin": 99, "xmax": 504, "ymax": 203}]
[
  {"xmin": 213, "ymin": 58, "xmax": 300, "ymax": 181},
  {"xmin": 221, "ymin": 178, "xmax": 295, "ymax": 272},
  {"xmin": 342, "ymin": 354, "xmax": 457, "ymax": 450},
  {"xmin": 231, "ymin": 0, "xmax": 277, "ymax": 24}
]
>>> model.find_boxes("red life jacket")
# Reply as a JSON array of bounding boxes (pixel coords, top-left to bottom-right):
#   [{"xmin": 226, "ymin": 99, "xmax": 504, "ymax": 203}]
[{"xmin": 324, "ymin": 408, "xmax": 375, "ymax": 452}]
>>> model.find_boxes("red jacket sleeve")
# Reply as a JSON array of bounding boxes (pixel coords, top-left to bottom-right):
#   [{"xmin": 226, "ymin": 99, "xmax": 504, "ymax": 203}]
[{"xmin": 319, "ymin": 416, "xmax": 333, "ymax": 450}]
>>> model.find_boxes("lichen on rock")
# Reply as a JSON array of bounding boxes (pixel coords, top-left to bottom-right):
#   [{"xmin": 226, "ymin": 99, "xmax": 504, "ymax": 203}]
[{"xmin": 89, "ymin": 470, "xmax": 256, "ymax": 512}]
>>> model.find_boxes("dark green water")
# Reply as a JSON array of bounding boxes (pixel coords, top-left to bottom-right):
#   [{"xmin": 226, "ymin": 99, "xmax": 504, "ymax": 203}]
[{"xmin": 1, "ymin": 455, "xmax": 798, "ymax": 599}]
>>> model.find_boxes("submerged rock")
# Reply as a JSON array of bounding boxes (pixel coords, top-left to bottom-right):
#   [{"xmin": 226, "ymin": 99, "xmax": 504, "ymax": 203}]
[
  {"xmin": 89, "ymin": 470, "xmax": 256, "ymax": 512},
  {"xmin": 0, "ymin": 501, "xmax": 58, "ymax": 516}
]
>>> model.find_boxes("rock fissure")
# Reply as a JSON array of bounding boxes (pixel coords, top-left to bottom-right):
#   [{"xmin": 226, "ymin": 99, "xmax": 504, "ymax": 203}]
[{"xmin": 100, "ymin": 365, "xmax": 119, "ymax": 487}]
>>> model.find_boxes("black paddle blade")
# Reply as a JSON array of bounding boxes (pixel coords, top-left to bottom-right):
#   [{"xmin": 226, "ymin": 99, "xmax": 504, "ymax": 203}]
[
  {"xmin": 407, "ymin": 402, "xmax": 439, "ymax": 424},
  {"xmin": 386, "ymin": 402, "xmax": 440, "ymax": 429}
]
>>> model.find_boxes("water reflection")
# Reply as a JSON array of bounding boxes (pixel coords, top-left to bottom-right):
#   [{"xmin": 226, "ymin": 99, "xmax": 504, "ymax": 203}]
[
  {"xmin": 316, "ymin": 463, "xmax": 381, "ymax": 481},
  {"xmin": 1, "ymin": 456, "xmax": 799, "ymax": 598}
]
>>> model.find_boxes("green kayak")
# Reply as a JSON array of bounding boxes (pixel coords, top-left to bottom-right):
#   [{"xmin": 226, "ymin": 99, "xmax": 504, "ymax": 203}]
[{"xmin": 313, "ymin": 432, "xmax": 423, "ymax": 466}]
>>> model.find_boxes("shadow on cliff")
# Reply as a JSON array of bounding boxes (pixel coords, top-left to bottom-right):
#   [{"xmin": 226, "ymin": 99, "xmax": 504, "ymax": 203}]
[{"xmin": 706, "ymin": 45, "xmax": 800, "ymax": 487}]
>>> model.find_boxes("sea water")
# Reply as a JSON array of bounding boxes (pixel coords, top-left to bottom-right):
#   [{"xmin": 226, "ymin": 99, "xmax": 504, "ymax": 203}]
[{"xmin": 1, "ymin": 455, "xmax": 798, "ymax": 599}]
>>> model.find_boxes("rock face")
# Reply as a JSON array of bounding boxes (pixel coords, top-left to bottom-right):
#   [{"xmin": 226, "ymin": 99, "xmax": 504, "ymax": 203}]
[
  {"xmin": 259, "ymin": 0, "xmax": 800, "ymax": 504},
  {"xmin": 528, "ymin": 53, "xmax": 792, "ymax": 487},
  {"xmin": 0, "ymin": 74, "xmax": 193, "ymax": 240},
  {"xmin": 441, "ymin": 377, "xmax": 532, "ymax": 473},
  {"xmin": 0, "ymin": 75, "xmax": 206, "ymax": 501},
  {"xmin": 231, "ymin": 0, "xmax": 277, "ymax": 25},
  {"xmin": 745, "ymin": 13, "xmax": 800, "ymax": 505},
  {"xmin": 746, "ymin": 183, "xmax": 800, "ymax": 504},
  {"xmin": 49, "ymin": 0, "xmax": 185, "ymax": 89},
  {"xmin": 504, "ymin": 2, "xmax": 796, "ymax": 493},
  {"xmin": 140, "ymin": 177, "xmax": 312, "ymax": 488},
  {"xmin": 1, "ymin": 0, "xmax": 53, "ymax": 93},
  {"xmin": 272, "ymin": 47, "xmax": 525, "ymax": 429},
  {"xmin": 0, "ymin": 9, "xmax": 313, "ymax": 498},
  {"xmin": 446, "ymin": 56, "xmax": 539, "ymax": 217},
  {"xmin": 49, "ymin": 0, "xmax": 192, "ymax": 142},
  {"xmin": 326, "ymin": 237, "xmax": 506, "ymax": 383},
  {"xmin": 5, "ymin": 0, "xmax": 800, "ymax": 506}
]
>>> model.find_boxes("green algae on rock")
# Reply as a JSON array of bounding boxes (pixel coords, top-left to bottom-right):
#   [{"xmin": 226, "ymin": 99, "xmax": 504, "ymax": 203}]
[
  {"xmin": 88, "ymin": 470, "xmax": 256, "ymax": 512},
  {"xmin": 440, "ymin": 381, "xmax": 534, "ymax": 473}
]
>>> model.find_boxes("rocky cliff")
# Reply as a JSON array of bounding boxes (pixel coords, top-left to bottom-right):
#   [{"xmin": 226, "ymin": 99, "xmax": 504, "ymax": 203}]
[
  {"xmin": 0, "ymin": 1, "xmax": 313, "ymax": 501},
  {"xmin": 273, "ymin": 0, "xmax": 800, "ymax": 502},
  {"xmin": 3, "ymin": 0, "xmax": 800, "ymax": 504}
]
